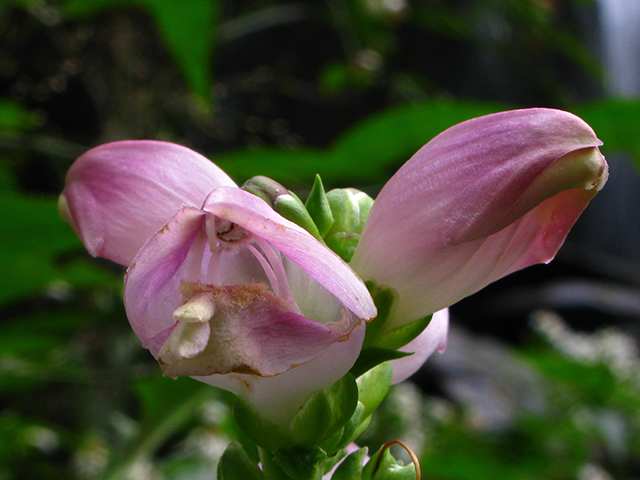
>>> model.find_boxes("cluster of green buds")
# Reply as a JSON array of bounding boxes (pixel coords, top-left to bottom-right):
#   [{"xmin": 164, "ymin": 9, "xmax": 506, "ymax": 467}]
[
  {"xmin": 219, "ymin": 362, "xmax": 402, "ymax": 480},
  {"xmin": 242, "ymin": 175, "xmax": 373, "ymax": 263}
]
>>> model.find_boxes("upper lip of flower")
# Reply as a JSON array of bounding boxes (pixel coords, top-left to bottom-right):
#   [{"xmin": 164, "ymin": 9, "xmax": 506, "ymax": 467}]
[{"xmin": 349, "ymin": 107, "xmax": 608, "ymax": 328}]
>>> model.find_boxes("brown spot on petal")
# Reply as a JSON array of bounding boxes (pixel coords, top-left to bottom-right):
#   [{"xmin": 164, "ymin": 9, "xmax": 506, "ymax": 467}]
[{"xmin": 232, "ymin": 364, "xmax": 262, "ymax": 376}]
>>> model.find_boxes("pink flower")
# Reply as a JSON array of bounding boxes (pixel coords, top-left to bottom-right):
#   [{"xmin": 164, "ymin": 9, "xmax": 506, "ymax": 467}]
[
  {"xmin": 351, "ymin": 108, "xmax": 608, "ymax": 337},
  {"xmin": 59, "ymin": 108, "xmax": 608, "ymax": 423},
  {"xmin": 59, "ymin": 141, "xmax": 376, "ymax": 424}
]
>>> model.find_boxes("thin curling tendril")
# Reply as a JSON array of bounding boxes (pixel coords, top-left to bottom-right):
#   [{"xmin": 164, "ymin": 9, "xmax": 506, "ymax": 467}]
[{"xmin": 372, "ymin": 439, "xmax": 421, "ymax": 480}]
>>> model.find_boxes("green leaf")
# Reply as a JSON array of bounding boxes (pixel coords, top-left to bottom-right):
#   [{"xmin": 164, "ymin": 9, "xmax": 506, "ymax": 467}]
[
  {"xmin": 0, "ymin": 100, "xmax": 42, "ymax": 132},
  {"xmin": 133, "ymin": 375, "xmax": 210, "ymax": 430},
  {"xmin": 575, "ymin": 99, "xmax": 640, "ymax": 169},
  {"xmin": 62, "ymin": 0, "xmax": 219, "ymax": 102},
  {"xmin": 97, "ymin": 376, "xmax": 215, "ymax": 479},
  {"xmin": 218, "ymin": 442, "xmax": 264, "ymax": 480},
  {"xmin": 0, "ymin": 306, "xmax": 109, "ymax": 393}
]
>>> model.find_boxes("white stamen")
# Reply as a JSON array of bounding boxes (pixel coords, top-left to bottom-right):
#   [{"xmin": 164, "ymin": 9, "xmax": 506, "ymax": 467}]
[
  {"xmin": 251, "ymin": 236, "xmax": 300, "ymax": 313},
  {"xmin": 172, "ymin": 292, "xmax": 216, "ymax": 323},
  {"xmin": 245, "ymin": 242, "xmax": 281, "ymax": 297}
]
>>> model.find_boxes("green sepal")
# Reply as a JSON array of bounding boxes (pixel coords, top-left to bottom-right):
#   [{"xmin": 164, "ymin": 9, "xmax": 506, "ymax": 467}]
[
  {"xmin": 233, "ymin": 399, "xmax": 294, "ymax": 451},
  {"xmin": 356, "ymin": 361, "xmax": 393, "ymax": 420},
  {"xmin": 218, "ymin": 442, "xmax": 264, "ymax": 480},
  {"xmin": 326, "ymin": 189, "xmax": 360, "ymax": 235},
  {"xmin": 275, "ymin": 191, "xmax": 322, "ymax": 239},
  {"xmin": 363, "ymin": 281, "xmax": 432, "ymax": 351},
  {"xmin": 290, "ymin": 373, "xmax": 359, "ymax": 448},
  {"xmin": 362, "ymin": 281, "xmax": 396, "ymax": 349},
  {"xmin": 259, "ymin": 447, "xmax": 294, "ymax": 480},
  {"xmin": 325, "ymin": 188, "xmax": 373, "ymax": 236},
  {"xmin": 347, "ymin": 407, "xmax": 373, "ymax": 443},
  {"xmin": 377, "ymin": 314, "xmax": 432, "ymax": 352},
  {"xmin": 305, "ymin": 174, "xmax": 334, "ymax": 237},
  {"xmin": 353, "ymin": 192, "xmax": 373, "ymax": 232},
  {"xmin": 324, "ymin": 232, "xmax": 360, "ymax": 263},
  {"xmin": 319, "ymin": 402, "xmax": 365, "ymax": 454},
  {"xmin": 272, "ymin": 446, "xmax": 328, "ymax": 480},
  {"xmin": 350, "ymin": 348, "xmax": 411, "ymax": 378},
  {"xmin": 331, "ymin": 447, "xmax": 369, "ymax": 480},
  {"xmin": 363, "ymin": 449, "xmax": 417, "ymax": 480},
  {"xmin": 323, "ymin": 363, "xmax": 392, "ymax": 454}
]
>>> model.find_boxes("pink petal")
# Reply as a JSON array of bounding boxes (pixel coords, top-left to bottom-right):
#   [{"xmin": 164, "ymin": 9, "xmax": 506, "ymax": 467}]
[
  {"xmin": 124, "ymin": 206, "xmax": 207, "ymax": 351},
  {"xmin": 351, "ymin": 109, "xmax": 608, "ymax": 326},
  {"xmin": 202, "ymin": 187, "xmax": 377, "ymax": 322},
  {"xmin": 61, "ymin": 141, "xmax": 236, "ymax": 265},
  {"xmin": 195, "ymin": 322, "xmax": 366, "ymax": 425},
  {"xmin": 390, "ymin": 309, "xmax": 449, "ymax": 384}
]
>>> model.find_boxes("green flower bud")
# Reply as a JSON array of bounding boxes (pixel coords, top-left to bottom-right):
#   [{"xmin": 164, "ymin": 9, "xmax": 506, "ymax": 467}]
[
  {"xmin": 241, "ymin": 175, "xmax": 288, "ymax": 207},
  {"xmin": 243, "ymin": 175, "xmax": 322, "ymax": 239},
  {"xmin": 324, "ymin": 188, "xmax": 374, "ymax": 262},
  {"xmin": 275, "ymin": 191, "xmax": 322, "ymax": 240}
]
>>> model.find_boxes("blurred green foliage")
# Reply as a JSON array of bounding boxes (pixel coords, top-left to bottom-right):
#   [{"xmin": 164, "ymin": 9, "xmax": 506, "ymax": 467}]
[
  {"xmin": 2, "ymin": 0, "xmax": 640, "ymax": 479},
  {"xmin": 61, "ymin": 0, "xmax": 219, "ymax": 104}
]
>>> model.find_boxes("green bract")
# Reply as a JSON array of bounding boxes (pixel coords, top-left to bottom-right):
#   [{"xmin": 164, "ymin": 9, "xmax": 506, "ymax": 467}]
[
  {"xmin": 218, "ymin": 442, "xmax": 264, "ymax": 480},
  {"xmin": 232, "ymin": 373, "xmax": 359, "ymax": 452},
  {"xmin": 305, "ymin": 175, "xmax": 335, "ymax": 237},
  {"xmin": 324, "ymin": 188, "xmax": 374, "ymax": 263}
]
